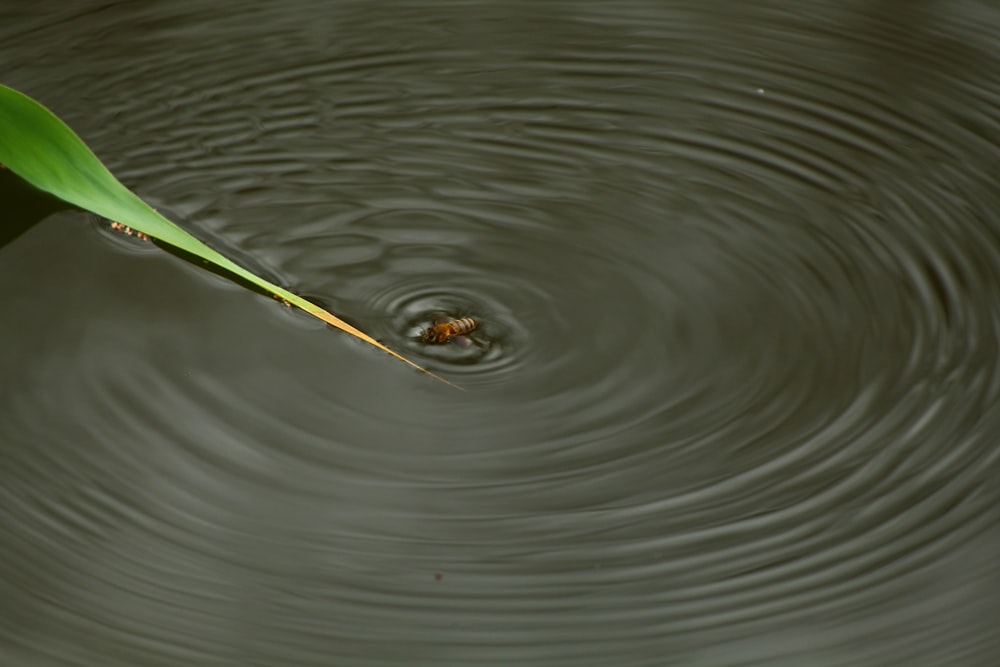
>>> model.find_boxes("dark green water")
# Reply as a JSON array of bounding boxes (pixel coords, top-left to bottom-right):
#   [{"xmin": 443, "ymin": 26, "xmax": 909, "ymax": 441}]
[{"xmin": 2, "ymin": 2, "xmax": 1000, "ymax": 665}]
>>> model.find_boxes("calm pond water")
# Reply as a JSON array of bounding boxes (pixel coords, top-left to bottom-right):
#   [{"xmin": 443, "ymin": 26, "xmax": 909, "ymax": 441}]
[{"xmin": 2, "ymin": 2, "xmax": 1000, "ymax": 665}]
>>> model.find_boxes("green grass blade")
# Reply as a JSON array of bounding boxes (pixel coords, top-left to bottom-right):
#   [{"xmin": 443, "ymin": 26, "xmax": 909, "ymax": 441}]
[{"xmin": 0, "ymin": 84, "xmax": 455, "ymax": 387}]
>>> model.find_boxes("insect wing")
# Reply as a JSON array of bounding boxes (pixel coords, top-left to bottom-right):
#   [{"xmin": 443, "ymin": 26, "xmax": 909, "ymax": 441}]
[{"xmin": 451, "ymin": 335, "xmax": 474, "ymax": 348}]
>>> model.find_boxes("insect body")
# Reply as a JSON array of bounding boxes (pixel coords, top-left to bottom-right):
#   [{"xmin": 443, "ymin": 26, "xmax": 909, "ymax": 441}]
[{"xmin": 421, "ymin": 317, "xmax": 478, "ymax": 344}]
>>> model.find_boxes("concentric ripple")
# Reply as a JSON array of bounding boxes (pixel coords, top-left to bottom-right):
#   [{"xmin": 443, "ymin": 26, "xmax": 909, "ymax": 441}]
[{"xmin": 2, "ymin": 1, "xmax": 1000, "ymax": 666}]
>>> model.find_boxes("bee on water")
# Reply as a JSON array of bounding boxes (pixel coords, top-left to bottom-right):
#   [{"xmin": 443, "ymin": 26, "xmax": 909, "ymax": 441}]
[{"xmin": 420, "ymin": 316, "xmax": 478, "ymax": 345}]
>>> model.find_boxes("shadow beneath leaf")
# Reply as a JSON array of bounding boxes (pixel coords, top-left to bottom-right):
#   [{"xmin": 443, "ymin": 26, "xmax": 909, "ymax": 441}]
[{"xmin": 0, "ymin": 167, "xmax": 70, "ymax": 249}]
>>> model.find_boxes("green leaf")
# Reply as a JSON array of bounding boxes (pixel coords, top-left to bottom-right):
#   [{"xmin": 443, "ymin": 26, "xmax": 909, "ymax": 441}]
[{"xmin": 0, "ymin": 84, "xmax": 456, "ymax": 388}]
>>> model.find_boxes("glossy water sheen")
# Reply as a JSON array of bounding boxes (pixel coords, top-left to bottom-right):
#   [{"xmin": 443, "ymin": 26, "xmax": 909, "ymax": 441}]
[{"xmin": 2, "ymin": 2, "xmax": 1000, "ymax": 665}]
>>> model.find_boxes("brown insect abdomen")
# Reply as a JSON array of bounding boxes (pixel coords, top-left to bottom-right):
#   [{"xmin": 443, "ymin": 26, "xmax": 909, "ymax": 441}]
[{"xmin": 420, "ymin": 317, "xmax": 478, "ymax": 344}]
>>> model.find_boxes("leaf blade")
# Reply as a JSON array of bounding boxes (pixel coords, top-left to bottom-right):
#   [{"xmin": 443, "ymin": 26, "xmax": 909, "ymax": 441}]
[{"xmin": 0, "ymin": 84, "xmax": 456, "ymax": 388}]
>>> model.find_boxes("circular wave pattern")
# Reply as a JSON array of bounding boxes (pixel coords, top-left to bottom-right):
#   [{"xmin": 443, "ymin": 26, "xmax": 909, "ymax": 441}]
[{"xmin": 2, "ymin": 2, "xmax": 1000, "ymax": 666}]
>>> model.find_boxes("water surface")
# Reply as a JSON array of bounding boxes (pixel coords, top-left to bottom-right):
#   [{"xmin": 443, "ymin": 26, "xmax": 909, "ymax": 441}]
[{"xmin": 2, "ymin": 2, "xmax": 1000, "ymax": 665}]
